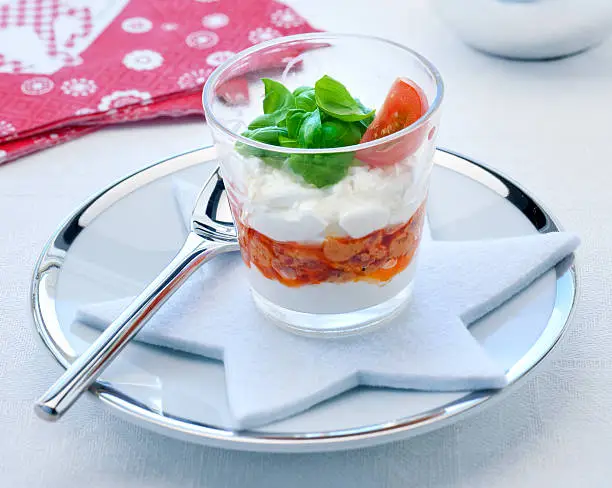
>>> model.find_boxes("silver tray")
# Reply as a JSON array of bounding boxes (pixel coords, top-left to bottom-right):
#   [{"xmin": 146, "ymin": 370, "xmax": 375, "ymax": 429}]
[{"xmin": 31, "ymin": 148, "xmax": 577, "ymax": 452}]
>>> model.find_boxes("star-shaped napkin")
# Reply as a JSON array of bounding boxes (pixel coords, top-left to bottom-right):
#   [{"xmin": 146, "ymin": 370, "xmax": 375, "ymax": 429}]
[{"xmin": 76, "ymin": 179, "xmax": 579, "ymax": 428}]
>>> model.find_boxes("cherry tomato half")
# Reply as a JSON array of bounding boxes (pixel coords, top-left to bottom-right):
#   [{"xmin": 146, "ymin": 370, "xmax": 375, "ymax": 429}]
[{"xmin": 357, "ymin": 78, "xmax": 429, "ymax": 167}]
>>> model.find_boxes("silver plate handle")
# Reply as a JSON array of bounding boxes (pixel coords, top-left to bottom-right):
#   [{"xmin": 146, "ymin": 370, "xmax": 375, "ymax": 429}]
[{"xmin": 35, "ymin": 233, "xmax": 236, "ymax": 420}]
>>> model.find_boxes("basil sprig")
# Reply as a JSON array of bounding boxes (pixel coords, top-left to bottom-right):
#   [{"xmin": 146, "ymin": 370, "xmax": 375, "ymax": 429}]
[{"xmin": 237, "ymin": 75, "xmax": 374, "ymax": 188}]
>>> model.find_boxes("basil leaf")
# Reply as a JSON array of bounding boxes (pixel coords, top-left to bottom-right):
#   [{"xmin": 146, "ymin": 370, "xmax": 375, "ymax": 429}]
[
  {"xmin": 243, "ymin": 126, "xmax": 288, "ymax": 145},
  {"xmin": 238, "ymin": 128, "xmax": 289, "ymax": 169},
  {"xmin": 248, "ymin": 113, "xmax": 280, "ymax": 129},
  {"xmin": 278, "ymin": 135, "xmax": 299, "ymax": 148},
  {"xmin": 291, "ymin": 116, "xmax": 359, "ymax": 187},
  {"xmin": 285, "ymin": 109, "xmax": 309, "ymax": 139},
  {"xmin": 314, "ymin": 75, "xmax": 374, "ymax": 122},
  {"xmin": 293, "ymin": 86, "xmax": 312, "ymax": 96},
  {"xmin": 288, "ymin": 152, "xmax": 354, "ymax": 188},
  {"xmin": 262, "ymin": 78, "xmax": 295, "ymax": 114},
  {"xmin": 295, "ymin": 87, "xmax": 317, "ymax": 112},
  {"xmin": 236, "ymin": 127, "xmax": 287, "ymax": 157},
  {"xmin": 235, "ymin": 140, "xmax": 267, "ymax": 159},
  {"xmin": 321, "ymin": 120, "xmax": 362, "ymax": 148},
  {"xmin": 297, "ymin": 108, "xmax": 323, "ymax": 148}
]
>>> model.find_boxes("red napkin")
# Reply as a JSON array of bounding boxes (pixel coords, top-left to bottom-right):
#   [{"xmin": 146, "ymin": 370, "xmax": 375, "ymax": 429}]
[{"xmin": 0, "ymin": 0, "xmax": 318, "ymax": 165}]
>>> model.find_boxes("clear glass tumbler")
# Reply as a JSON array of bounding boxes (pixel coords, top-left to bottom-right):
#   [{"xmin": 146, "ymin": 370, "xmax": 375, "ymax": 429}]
[{"xmin": 203, "ymin": 33, "xmax": 443, "ymax": 336}]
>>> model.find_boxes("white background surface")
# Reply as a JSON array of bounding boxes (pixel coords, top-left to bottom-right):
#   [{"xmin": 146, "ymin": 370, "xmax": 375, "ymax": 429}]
[{"xmin": 1, "ymin": 0, "xmax": 611, "ymax": 486}]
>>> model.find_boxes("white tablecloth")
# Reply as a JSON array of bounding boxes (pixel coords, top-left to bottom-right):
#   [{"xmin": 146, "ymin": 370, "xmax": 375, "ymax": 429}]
[{"xmin": 2, "ymin": 1, "xmax": 611, "ymax": 486}]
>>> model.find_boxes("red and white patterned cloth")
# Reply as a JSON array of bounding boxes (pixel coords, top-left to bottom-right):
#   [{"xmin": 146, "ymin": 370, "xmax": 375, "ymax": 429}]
[{"xmin": 0, "ymin": 0, "xmax": 318, "ymax": 164}]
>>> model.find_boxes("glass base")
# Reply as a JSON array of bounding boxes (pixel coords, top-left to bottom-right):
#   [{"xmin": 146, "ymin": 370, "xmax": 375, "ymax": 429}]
[{"xmin": 251, "ymin": 283, "xmax": 414, "ymax": 338}]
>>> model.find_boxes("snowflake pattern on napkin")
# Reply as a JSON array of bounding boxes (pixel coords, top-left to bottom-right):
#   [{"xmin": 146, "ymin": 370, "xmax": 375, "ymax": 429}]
[{"xmin": 0, "ymin": 0, "xmax": 318, "ymax": 163}]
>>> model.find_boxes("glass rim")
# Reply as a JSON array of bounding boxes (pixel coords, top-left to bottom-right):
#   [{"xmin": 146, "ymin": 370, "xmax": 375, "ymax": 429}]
[{"xmin": 202, "ymin": 32, "xmax": 444, "ymax": 155}]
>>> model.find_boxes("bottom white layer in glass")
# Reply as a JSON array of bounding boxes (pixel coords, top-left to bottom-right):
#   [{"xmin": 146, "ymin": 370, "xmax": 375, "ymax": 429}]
[{"xmin": 248, "ymin": 261, "xmax": 417, "ymax": 337}]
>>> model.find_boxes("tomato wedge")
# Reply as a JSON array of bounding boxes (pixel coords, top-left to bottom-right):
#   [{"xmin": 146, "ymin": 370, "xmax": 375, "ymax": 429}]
[{"xmin": 357, "ymin": 78, "xmax": 429, "ymax": 167}]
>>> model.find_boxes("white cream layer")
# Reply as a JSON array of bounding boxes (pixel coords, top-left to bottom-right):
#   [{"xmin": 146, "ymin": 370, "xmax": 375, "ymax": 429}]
[{"xmin": 223, "ymin": 152, "xmax": 429, "ymax": 243}]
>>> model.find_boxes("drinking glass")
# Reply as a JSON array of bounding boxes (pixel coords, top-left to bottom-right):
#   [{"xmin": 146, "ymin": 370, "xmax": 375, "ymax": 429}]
[{"xmin": 203, "ymin": 33, "xmax": 443, "ymax": 336}]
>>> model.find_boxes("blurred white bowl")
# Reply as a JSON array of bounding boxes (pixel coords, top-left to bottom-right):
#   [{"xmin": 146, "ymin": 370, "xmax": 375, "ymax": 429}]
[{"xmin": 431, "ymin": 0, "xmax": 612, "ymax": 60}]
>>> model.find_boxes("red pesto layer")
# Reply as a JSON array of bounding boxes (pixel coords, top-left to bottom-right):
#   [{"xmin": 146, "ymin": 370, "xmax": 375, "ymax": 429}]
[{"xmin": 236, "ymin": 203, "xmax": 426, "ymax": 287}]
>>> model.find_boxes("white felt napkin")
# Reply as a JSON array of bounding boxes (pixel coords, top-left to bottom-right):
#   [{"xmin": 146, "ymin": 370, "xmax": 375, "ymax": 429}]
[{"xmin": 76, "ymin": 179, "xmax": 579, "ymax": 428}]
